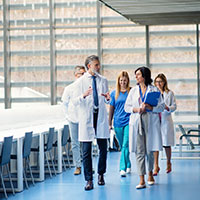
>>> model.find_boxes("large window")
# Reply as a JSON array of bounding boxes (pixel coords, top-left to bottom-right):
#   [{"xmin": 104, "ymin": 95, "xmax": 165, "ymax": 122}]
[
  {"xmin": 8, "ymin": 0, "xmax": 50, "ymax": 107},
  {"xmin": 0, "ymin": 0, "xmax": 199, "ymax": 118},
  {"xmin": 150, "ymin": 25, "xmax": 197, "ymax": 115},
  {"xmin": 10, "ymin": 29, "xmax": 50, "ymax": 106},
  {"xmin": 55, "ymin": 0, "xmax": 97, "ymax": 98},
  {"xmin": 101, "ymin": 5, "xmax": 146, "ymax": 91},
  {"xmin": 0, "ymin": 0, "xmax": 3, "ymax": 108}
]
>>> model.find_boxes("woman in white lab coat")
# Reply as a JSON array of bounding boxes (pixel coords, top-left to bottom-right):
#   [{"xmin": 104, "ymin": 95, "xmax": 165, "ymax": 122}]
[
  {"xmin": 125, "ymin": 67, "xmax": 164, "ymax": 189},
  {"xmin": 153, "ymin": 73, "xmax": 177, "ymax": 175}
]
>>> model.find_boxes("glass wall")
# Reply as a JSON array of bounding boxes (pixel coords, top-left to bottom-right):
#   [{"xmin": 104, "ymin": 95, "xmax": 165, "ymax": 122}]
[
  {"xmin": 150, "ymin": 25, "xmax": 197, "ymax": 116},
  {"xmin": 55, "ymin": 0, "xmax": 97, "ymax": 98},
  {"xmin": 101, "ymin": 5, "xmax": 145, "ymax": 91},
  {"xmin": 0, "ymin": 0, "xmax": 199, "ymax": 120},
  {"xmin": 9, "ymin": 0, "xmax": 50, "ymax": 107},
  {"xmin": 10, "ymin": 29, "xmax": 50, "ymax": 105},
  {"xmin": 0, "ymin": 0, "xmax": 3, "ymax": 108},
  {"xmin": 149, "ymin": 25, "xmax": 198, "ymax": 144}
]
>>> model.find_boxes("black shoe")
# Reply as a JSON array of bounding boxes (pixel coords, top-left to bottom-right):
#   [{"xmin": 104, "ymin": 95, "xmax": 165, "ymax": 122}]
[
  {"xmin": 98, "ymin": 175, "xmax": 105, "ymax": 186},
  {"xmin": 84, "ymin": 180, "xmax": 93, "ymax": 191}
]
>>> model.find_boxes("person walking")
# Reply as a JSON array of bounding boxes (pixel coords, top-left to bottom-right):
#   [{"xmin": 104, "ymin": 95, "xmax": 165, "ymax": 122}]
[
  {"xmin": 61, "ymin": 66, "xmax": 86, "ymax": 175},
  {"xmin": 153, "ymin": 73, "xmax": 177, "ymax": 175},
  {"xmin": 109, "ymin": 71, "xmax": 131, "ymax": 177},
  {"xmin": 72, "ymin": 55, "xmax": 110, "ymax": 191},
  {"xmin": 125, "ymin": 66, "xmax": 164, "ymax": 189}
]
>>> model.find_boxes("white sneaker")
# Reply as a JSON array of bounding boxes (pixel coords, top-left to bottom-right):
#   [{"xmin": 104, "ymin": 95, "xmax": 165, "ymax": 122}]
[
  {"xmin": 120, "ymin": 170, "xmax": 126, "ymax": 177},
  {"xmin": 126, "ymin": 168, "xmax": 131, "ymax": 174}
]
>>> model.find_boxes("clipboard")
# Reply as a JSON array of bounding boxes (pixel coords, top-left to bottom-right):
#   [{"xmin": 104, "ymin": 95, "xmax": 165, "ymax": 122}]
[{"xmin": 144, "ymin": 91, "xmax": 160, "ymax": 106}]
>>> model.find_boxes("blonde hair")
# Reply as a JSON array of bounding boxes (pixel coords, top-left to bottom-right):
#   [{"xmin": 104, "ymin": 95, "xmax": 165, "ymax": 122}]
[
  {"xmin": 115, "ymin": 71, "xmax": 131, "ymax": 100},
  {"xmin": 154, "ymin": 73, "xmax": 170, "ymax": 93}
]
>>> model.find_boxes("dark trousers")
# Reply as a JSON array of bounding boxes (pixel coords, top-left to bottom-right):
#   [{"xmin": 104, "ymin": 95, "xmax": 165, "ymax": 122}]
[
  {"xmin": 82, "ymin": 110, "xmax": 107, "ymax": 181},
  {"xmin": 82, "ymin": 139, "xmax": 107, "ymax": 181}
]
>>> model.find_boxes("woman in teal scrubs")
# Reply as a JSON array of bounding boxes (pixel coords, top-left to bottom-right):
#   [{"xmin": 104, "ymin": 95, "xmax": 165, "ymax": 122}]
[{"xmin": 109, "ymin": 71, "xmax": 131, "ymax": 177}]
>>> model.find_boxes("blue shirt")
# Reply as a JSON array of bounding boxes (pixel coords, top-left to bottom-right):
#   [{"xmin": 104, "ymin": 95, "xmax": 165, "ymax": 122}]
[{"xmin": 110, "ymin": 90, "xmax": 130, "ymax": 128}]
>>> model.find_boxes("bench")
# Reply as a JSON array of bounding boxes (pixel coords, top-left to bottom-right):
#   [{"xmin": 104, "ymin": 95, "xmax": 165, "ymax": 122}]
[{"xmin": 178, "ymin": 124, "xmax": 200, "ymax": 157}]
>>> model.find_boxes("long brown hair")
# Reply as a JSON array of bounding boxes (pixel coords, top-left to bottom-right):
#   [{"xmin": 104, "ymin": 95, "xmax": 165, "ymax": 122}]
[
  {"xmin": 154, "ymin": 73, "xmax": 170, "ymax": 93},
  {"xmin": 115, "ymin": 71, "xmax": 131, "ymax": 100}
]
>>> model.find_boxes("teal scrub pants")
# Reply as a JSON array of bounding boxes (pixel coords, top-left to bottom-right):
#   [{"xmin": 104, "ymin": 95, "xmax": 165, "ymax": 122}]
[{"xmin": 114, "ymin": 125, "xmax": 131, "ymax": 171}]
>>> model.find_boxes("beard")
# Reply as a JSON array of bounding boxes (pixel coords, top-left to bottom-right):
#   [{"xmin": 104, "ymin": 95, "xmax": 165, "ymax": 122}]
[{"xmin": 91, "ymin": 68, "xmax": 100, "ymax": 75}]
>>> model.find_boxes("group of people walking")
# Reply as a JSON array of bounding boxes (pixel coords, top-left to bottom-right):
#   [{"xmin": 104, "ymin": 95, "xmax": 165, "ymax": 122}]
[{"xmin": 61, "ymin": 55, "xmax": 177, "ymax": 191}]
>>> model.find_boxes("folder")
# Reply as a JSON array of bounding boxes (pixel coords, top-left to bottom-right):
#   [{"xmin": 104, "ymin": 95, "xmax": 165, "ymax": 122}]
[{"xmin": 144, "ymin": 91, "xmax": 161, "ymax": 107}]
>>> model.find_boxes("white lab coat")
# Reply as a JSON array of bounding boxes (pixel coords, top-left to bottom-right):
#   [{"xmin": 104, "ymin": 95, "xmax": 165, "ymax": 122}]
[
  {"xmin": 61, "ymin": 81, "xmax": 78, "ymax": 123},
  {"xmin": 124, "ymin": 85, "xmax": 165, "ymax": 152},
  {"xmin": 72, "ymin": 72, "xmax": 110, "ymax": 142},
  {"xmin": 161, "ymin": 90, "xmax": 177, "ymax": 146}
]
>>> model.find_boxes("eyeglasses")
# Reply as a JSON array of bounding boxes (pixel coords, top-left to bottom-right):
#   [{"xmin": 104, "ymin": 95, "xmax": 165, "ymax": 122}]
[{"xmin": 76, "ymin": 72, "xmax": 85, "ymax": 76}]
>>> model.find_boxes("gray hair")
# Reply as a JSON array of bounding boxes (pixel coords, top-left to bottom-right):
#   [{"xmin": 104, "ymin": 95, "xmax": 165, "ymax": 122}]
[{"xmin": 85, "ymin": 55, "xmax": 99, "ymax": 70}]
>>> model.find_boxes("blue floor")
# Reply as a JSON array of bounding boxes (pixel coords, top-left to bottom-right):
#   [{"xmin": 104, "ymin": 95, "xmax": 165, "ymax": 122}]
[{"xmin": 2, "ymin": 152, "xmax": 200, "ymax": 200}]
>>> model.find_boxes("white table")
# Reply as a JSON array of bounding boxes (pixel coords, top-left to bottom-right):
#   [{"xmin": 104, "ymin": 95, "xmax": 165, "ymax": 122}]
[{"xmin": 0, "ymin": 120, "xmax": 68, "ymax": 192}]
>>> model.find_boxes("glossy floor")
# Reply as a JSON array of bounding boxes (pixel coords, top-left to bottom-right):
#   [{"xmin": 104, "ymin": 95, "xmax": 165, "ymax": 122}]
[{"xmin": 2, "ymin": 152, "xmax": 200, "ymax": 200}]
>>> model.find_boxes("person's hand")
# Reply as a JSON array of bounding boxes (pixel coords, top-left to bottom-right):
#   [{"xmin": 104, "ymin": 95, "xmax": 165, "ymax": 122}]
[
  {"xmin": 138, "ymin": 103, "xmax": 146, "ymax": 114},
  {"xmin": 83, "ymin": 86, "xmax": 92, "ymax": 98},
  {"xmin": 144, "ymin": 103, "xmax": 153, "ymax": 111},
  {"xmin": 165, "ymin": 104, "xmax": 170, "ymax": 111},
  {"xmin": 139, "ymin": 107, "xmax": 146, "ymax": 114},
  {"xmin": 133, "ymin": 107, "xmax": 145, "ymax": 114},
  {"xmin": 101, "ymin": 92, "xmax": 110, "ymax": 101},
  {"xmin": 109, "ymin": 125, "xmax": 113, "ymax": 132}
]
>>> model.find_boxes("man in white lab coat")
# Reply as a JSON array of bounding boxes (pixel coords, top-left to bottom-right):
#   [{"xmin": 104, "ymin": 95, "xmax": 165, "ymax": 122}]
[
  {"xmin": 61, "ymin": 66, "xmax": 86, "ymax": 175},
  {"xmin": 72, "ymin": 55, "xmax": 110, "ymax": 191}
]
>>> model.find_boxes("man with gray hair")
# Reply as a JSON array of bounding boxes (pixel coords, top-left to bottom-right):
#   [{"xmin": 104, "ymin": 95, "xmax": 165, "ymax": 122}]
[
  {"xmin": 72, "ymin": 55, "xmax": 110, "ymax": 191},
  {"xmin": 61, "ymin": 65, "xmax": 86, "ymax": 175}
]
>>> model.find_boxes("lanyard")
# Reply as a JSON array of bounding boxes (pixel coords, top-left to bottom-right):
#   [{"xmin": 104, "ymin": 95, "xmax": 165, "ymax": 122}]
[{"xmin": 139, "ymin": 86, "xmax": 147, "ymax": 103}]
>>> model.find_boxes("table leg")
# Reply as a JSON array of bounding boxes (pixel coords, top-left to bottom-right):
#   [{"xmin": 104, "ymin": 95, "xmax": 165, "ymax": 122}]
[
  {"xmin": 16, "ymin": 137, "xmax": 23, "ymax": 192},
  {"xmin": 57, "ymin": 128, "xmax": 62, "ymax": 173},
  {"xmin": 39, "ymin": 133, "xmax": 44, "ymax": 181}
]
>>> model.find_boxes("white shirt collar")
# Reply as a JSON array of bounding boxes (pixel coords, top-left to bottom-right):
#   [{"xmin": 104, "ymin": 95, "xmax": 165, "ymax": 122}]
[{"xmin": 86, "ymin": 71, "xmax": 100, "ymax": 78}]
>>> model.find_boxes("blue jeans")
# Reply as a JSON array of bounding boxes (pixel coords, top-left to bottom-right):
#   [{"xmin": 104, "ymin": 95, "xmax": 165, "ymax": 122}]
[
  {"xmin": 69, "ymin": 121, "xmax": 81, "ymax": 168},
  {"xmin": 114, "ymin": 125, "xmax": 131, "ymax": 171}
]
